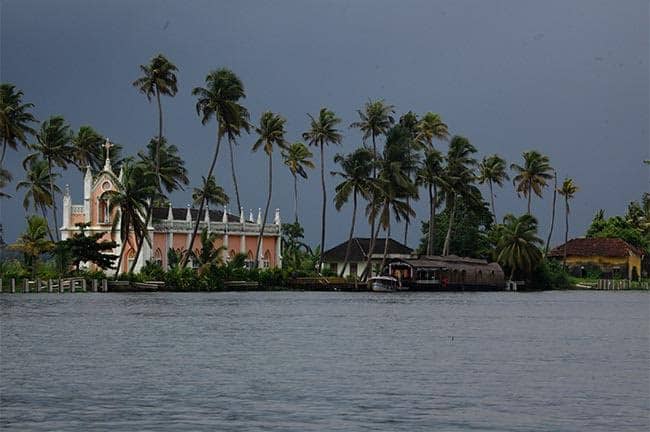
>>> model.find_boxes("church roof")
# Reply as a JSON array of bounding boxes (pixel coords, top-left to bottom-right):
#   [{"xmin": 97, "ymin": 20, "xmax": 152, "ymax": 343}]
[{"xmin": 151, "ymin": 207, "xmax": 240, "ymax": 223}]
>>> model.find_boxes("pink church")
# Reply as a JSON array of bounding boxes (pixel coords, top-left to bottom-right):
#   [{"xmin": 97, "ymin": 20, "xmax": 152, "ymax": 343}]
[{"xmin": 60, "ymin": 140, "xmax": 282, "ymax": 274}]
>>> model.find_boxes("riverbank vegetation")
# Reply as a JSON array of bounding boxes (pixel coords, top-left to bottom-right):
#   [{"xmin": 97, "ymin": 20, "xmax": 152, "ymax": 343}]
[{"xmin": 1, "ymin": 54, "xmax": 649, "ymax": 290}]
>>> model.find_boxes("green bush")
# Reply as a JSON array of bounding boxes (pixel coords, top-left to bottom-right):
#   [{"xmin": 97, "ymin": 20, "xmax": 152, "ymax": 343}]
[
  {"xmin": 530, "ymin": 259, "xmax": 571, "ymax": 290},
  {"xmin": 164, "ymin": 266, "xmax": 204, "ymax": 291},
  {"xmin": 35, "ymin": 260, "xmax": 59, "ymax": 280},
  {"xmin": 0, "ymin": 259, "xmax": 28, "ymax": 281},
  {"xmin": 140, "ymin": 260, "xmax": 166, "ymax": 281}
]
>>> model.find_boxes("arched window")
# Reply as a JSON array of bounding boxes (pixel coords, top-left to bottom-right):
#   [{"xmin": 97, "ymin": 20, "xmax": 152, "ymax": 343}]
[
  {"xmin": 98, "ymin": 197, "xmax": 109, "ymax": 224},
  {"xmin": 154, "ymin": 248, "xmax": 163, "ymax": 265},
  {"xmin": 263, "ymin": 250, "xmax": 272, "ymax": 268}
]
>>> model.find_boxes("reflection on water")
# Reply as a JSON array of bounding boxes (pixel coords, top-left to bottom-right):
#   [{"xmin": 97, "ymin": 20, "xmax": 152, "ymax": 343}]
[{"xmin": 1, "ymin": 291, "xmax": 648, "ymax": 431}]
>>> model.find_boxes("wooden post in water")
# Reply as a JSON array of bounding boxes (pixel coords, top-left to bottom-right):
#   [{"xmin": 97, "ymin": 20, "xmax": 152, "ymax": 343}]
[
  {"xmin": 24, "ymin": 279, "xmax": 29, "ymax": 293},
  {"xmin": 48, "ymin": 279, "xmax": 53, "ymax": 293},
  {"xmin": 58, "ymin": 278, "xmax": 63, "ymax": 293},
  {"xmin": 92, "ymin": 279, "xmax": 98, "ymax": 292},
  {"xmin": 82, "ymin": 279, "xmax": 87, "ymax": 292},
  {"xmin": 36, "ymin": 278, "xmax": 41, "ymax": 293},
  {"xmin": 11, "ymin": 278, "xmax": 16, "ymax": 293},
  {"xmin": 0, "ymin": 278, "xmax": 3, "ymax": 293},
  {"xmin": 102, "ymin": 279, "xmax": 108, "ymax": 292},
  {"xmin": 71, "ymin": 280, "xmax": 76, "ymax": 293}
]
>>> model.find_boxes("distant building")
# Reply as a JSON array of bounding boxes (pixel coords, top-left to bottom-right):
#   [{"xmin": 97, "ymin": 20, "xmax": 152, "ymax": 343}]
[
  {"xmin": 322, "ymin": 237, "xmax": 413, "ymax": 277},
  {"xmin": 548, "ymin": 238, "xmax": 644, "ymax": 280},
  {"xmin": 60, "ymin": 139, "xmax": 282, "ymax": 274}
]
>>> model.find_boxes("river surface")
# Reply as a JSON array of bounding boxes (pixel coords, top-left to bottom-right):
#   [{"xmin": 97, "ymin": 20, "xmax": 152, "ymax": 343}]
[{"xmin": 1, "ymin": 291, "xmax": 648, "ymax": 431}]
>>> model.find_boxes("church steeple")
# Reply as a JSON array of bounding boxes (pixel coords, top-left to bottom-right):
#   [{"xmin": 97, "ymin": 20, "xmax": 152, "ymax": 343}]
[{"xmin": 103, "ymin": 138, "xmax": 113, "ymax": 173}]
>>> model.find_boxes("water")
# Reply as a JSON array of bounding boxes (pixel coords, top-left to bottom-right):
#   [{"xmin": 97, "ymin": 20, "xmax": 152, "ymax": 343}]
[{"xmin": 1, "ymin": 291, "xmax": 648, "ymax": 431}]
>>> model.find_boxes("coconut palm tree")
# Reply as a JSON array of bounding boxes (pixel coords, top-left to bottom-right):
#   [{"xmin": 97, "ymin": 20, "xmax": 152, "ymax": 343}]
[
  {"xmin": 372, "ymin": 126, "xmax": 417, "ymax": 272},
  {"xmin": 477, "ymin": 154, "xmax": 509, "ymax": 221},
  {"xmin": 0, "ymin": 83, "xmax": 37, "ymax": 166},
  {"xmin": 495, "ymin": 213, "xmax": 543, "ymax": 281},
  {"xmin": 24, "ymin": 116, "xmax": 74, "ymax": 241},
  {"xmin": 10, "ymin": 215, "xmax": 54, "ymax": 278},
  {"xmin": 545, "ymin": 170, "xmax": 558, "ymax": 256},
  {"xmin": 105, "ymin": 161, "xmax": 155, "ymax": 278},
  {"xmin": 331, "ymin": 148, "xmax": 377, "ymax": 277},
  {"xmin": 191, "ymin": 228, "xmax": 227, "ymax": 276},
  {"xmin": 397, "ymin": 111, "xmax": 422, "ymax": 245},
  {"xmin": 132, "ymin": 54, "xmax": 178, "ymax": 185},
  {"xmin": 128, "ymin": 137, "xmax": 190, "ymax": 272},
  {"xmin": 282, "ymin": 142, "xmax": 315, "ymax": 223},
  {"xmin": 415, "ymin": 112, "xmax": 449, "ymax": 148},
  {"xmin": 184, "ymin": 68, "xmax": 247, "ymax": 267},
  {"xmin": 192, "ymin": 175, "xmax": 229, "ymax": 211},
  {"xmin": 557, "ymin": 177, "xmax": 579, "ymax": 267},
  {"xmin": 71, "ymin": 125, "xmax": 105, "ymax": 171},
  {"xmin": 416, "ymin": 148, "xmax": 445, "ymax": 255},
  {"xmin": 222, "ymin": 106, "xmax": 251, "ymax": 211},
  {"xmin": 510, "ymin": 150, "xmax": 554, "ymax": 215},
  {"xmin": 253, "ymin": 111, "xmax": 288, "ymax": 268},
  {"xmin": 302, "ymin": 108, "xmax": 343, "ymax": 273},
  {"xmin": 16, "ymin": 158, "xmax": 60, "ymax": 241},
  {"xmin": 441, "ymin": 135, "xmax": 478, "ymax": 256},
  {"xmin": 0, "ymin": 167, "xmax": 12, "ymax": 199}
]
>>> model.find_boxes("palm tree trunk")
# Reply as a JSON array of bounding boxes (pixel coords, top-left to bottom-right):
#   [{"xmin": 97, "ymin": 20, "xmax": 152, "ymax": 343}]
[
  {"xmin": 293, "ymin": 173, "xmax": 298, "ymax": 224},
  {"xmin": 182, "ymin": 127, "xmax": 222, "ymax": 268},
  {"xmin": 527, "ymin": 185, "xmax": 532, "ymax": 215},
  {"xmin": 369, "ymin": 133, "xmax": 377, "ymax": 239},
  {"xmin": 40, "ymin": 205, "xmax": 56, "ymax": 242},
  {"xmin": 340, "ymin": 190, "xmax": 357, "ymax": 277},
  {"xmin": 562, "ymin": 196, "xmax": 569, "ymax": 268},
  {"xmin": 362, "ymin": 220, "xmax": 382, "ymax": 280},
  {"xmin": 380, "ymin": 219, "xmax": 391, "ymax": 274},
  {"xmin": 255, "ymin": 153, "xmax": 273, "ymax": 268},
  {"xmin": 228, "ymin": 138, "xmax": 241, "ymax": 211},
  {"xmin": 545, "ymin": 172, "xmax": 558, "ymax": 256},
  {"xmin": 114, "ymin": 240, "xmax": 128, "ymax": 280},
  {"xmin": 427, "ymin": 184, "xmax": 434, "ymax": 255},
  {"xmin": 318, "ymin": 142, "xmax": 326, "ymax": 273},
  {"xmin": 442, "ymin": 198, "xmax": 456, "ymax": 256},
  {"xmin": 403, "ymin": 197, "xmax": 409, "ymax": 246},
  {"xmin": 489, "ymin": 180, "xmax": 496, "ymax": 222},
  {"xmin": 0, "ymin": 138, "xmax": 7, "ymax": 166},
  {"xmin": 47, "ymin": 158, "xmax": 60, "ymax": 241}
]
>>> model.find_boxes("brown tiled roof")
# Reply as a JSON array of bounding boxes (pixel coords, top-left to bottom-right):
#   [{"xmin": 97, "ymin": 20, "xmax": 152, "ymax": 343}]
[
  {"xmin": 548, "ymin": 238, "xmax": 645, "ymax": 258},
  {"xmin": 322, "ymin": 238, "xmax": 413, "ymax": 262}
]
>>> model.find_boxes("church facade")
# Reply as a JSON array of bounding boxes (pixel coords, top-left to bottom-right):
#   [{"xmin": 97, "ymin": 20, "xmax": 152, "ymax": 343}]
[{"xmin": 60, "ymin": 140, "xmax": 282, "ymax": 274}]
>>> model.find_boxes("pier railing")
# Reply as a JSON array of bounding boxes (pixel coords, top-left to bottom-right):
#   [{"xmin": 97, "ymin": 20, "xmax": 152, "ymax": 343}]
[{"xmin": 0, "ymin": 278, "xmax": 109, "ymax": 293}]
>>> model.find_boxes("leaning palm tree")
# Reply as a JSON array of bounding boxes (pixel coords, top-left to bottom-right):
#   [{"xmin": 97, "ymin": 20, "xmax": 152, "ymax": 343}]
[
  {"xmin": 544, "ymin": 170, "xmax": 558, "ymax": 256},
  {"xmin": 415, "ymin": 112, "xmax": 449, "ymax": 148},
  {"xmin": 477, "ymin": 154, "xmax": 509, "ymax": 221},
  {"xmin": 24, "ymin": 116, "xmax": 74, "ymax": 241},
  {"xmin": 183, "ymin": 68, "xmax": 247, "ymax": 267},
  {"xmin": 0, "ymin": 83, "xmax": 37, "ymax": 166},
  {"xmin": 9, "ymin": 215, "xmax": 54, "ymax": 278},
  {"xmin": 128, "ymin": 137, "xmax": 190, "ymax": 272},
  {"xmin": 441, "ymin": 135, "xmax": 478, "ymax": 256},
  {"xmin": 132, "ymin": 54, "xmax": 178, "ymax": 186},
  {"xmin": 253, "ymin": 111, "xmax": 288, "ymax": 268},
  {"xmin": 71, "ymin": 125, "xmax": 105, "ymax": 171},
  {"xmin": 495, "ymin": 213, "xmax": 543, "ymax": 281},
  {"xmin": 192, "ymin": 175, "xmax": 230, "ymax": 231},
  {"xmin": 105, "ymin": 161, "xmax": 155, "ymax": 278},
  {"xmin": 282, "ymin": 142, "xmax": 315, "ymax": 223},
  {"xmin": 331, "ymin": 148, "xmax": 377, "ymax": 277},
  {"xmin": 557, "ymin": 177, "xmax": 579, "ymax": 267},
  {"xmin": 16, "ymin": 158, "xmax": 60, "ymax": 241},
  {"xmin": 416, "ymin": 148, "xmax": 445, "ymax": 255},
  {"xmin": 222, "ymin": 105, "xmax": 251, "ymax": 211},
  {"xmin": 191, "ymin": 228, "xmax": 227, "ymax": 276},
  {"xmin": 0, "ymin": 167, "xmax": 12, "ymax": 198},
  {"xmin": 302, "ymin": 107, "xmax": 343, "ymax": 273},
  {"xmin": 510, "ymin": 150, "xmax": 554, "ymax": 215}
]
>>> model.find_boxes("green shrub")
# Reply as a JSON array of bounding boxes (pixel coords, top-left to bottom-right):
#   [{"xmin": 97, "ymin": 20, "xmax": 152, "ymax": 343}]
[
  {"xmin": 164, "ymin": 267, "xmax": 203, "ymax": 291},
  {"xmin": 0, "ymin": 259, "xmax": 28, "ymax": 281},
  {"xmin": 530, "ymin": 259, "xmax": 571, "ymax": 290},
  {"xmin": 140, "ymin": 260, "xmax": 166, "ymax": 281}
]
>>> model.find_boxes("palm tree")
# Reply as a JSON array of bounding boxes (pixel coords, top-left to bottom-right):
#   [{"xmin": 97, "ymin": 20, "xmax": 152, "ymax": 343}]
[
  {"xmin": 331, "ymin": 148, "xmax": 376, "ymax": 277},
  {"xmin": 0, "ymin": 83, "xmax": 37, "ymax": 166},
  {"xmin": 557, "ymin": 177, "xmax": 579, "ymax": 267},
  {"xmin": 415, "ymin": 112, "xmax": 449, "ymax": 148},
  {"xmin": 132, "ymin": 54, "xmax": 178, "ymax": 186},
  {"xmin": 350, "ymin": 99, "xmax": 395, "ymax": 246},
  {"xmin": 184, "ymin": 68, "xmax": 247, "ymax": 267},
  {"xmin": 10, "ymin": 215, "xmax": 54, "ymax": 278},
  {"xmin": 441, "ymin": 136, "xmax": 478, "ymax": 256},
  {"xmin": 372, "ymin": 126, "xmax": 417, "ymax": 272},
  {"xmin": 416, "ymin": 148, "xmax": 445, "ymax": 255},
  {"xmin": 302, "ymin": 108, "xmax": 343, "ymax": 273},
  {"xmin": 253, "ymin": 111, "xmax": 288, "ymax": 268},
  {"xmin": 222, "ymin": 105, "xmax": 251, "ymax": 211},
  {"xmin": 397, "ymin": 111, "xmax": 421, "ymax": 245},
  {"xmin": 477, "ymin": 154, "xmax": 509, "ymax": 221},
  {"xmin": 128, "ymin": 137, "xmax": 190, "ymax": 272},
  {"xmin": 192, "ymin": 175, "xmax": 229, "ymax": 234},
  {"xmin": 545, "ymin": 170, "xmax": 558, "ymax": 256},
  {"xmin": 495, "ymin": 213, "xmax": 543, "ymax": 281},
  {"xmin": 105, "ymin": 161, "xmax": 155, "ymax": 277},
  {"xmin": 16, "ymin": 158, "xmax": 60, "ymax": 241},
  {"xmin": 282, "ymin": 142, "xmax": 315, "ymax": 223},
  {"xmin": 24, "ymin": 116, "xmax": 74, "ymax": 241},
  {"xmin": 510, "ymin": 150, "xmax": 554, "ymax": 215},
  {"xmin": 191, "ymin": 228, "xmax": 227, "ymax": 276},
  {"xmin": 71, "ymin": 125, "xmax": 105, "ymax": 171}
]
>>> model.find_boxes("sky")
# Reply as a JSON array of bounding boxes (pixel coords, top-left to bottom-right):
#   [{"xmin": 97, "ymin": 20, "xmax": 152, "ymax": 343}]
[{"xmin": 1, "ymin": 0, "xmax": 648, "ymax": 251}]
